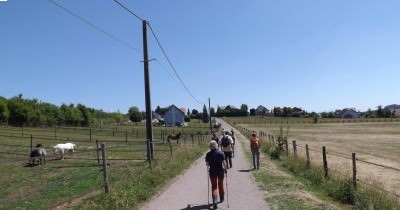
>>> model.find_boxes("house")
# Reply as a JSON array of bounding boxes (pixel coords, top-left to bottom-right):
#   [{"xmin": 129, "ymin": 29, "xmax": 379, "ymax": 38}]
[
  {"xmin": 337, "ymin": 108, "xmax": 360, "ymax": 118},
  {"xmin": 164, "ymin": 105, "xmax": 185, "ymax": 126},
  {"xmin": 394, "ymin": 109, "xmax": 400, "ymax": 118},
  {"xmin": 255, "ymin": 105, "xmax": 269, "ymax": 116},
  {"xmin": 152, "ymin": 112, "xmax": 162, "ymax": 123}
]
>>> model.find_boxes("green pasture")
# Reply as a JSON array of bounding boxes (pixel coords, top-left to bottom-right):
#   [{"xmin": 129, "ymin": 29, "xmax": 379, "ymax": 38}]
[{"xmin": 0, "ymin": 120, "xmax": 211, "ymax": 209}]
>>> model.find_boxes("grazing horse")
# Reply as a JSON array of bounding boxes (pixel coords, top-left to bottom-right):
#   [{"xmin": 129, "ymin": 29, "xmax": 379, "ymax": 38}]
[
  {"xmin": 167, "ymin": 132, "xmax": 182, "ymax": 144},
  {"xmin": 53, "ymin": 143, "xmax": 76, "ymax": 160},
  {"xmin": 29, "ymin": 144, "xmax": 47, "ymax": 165}
]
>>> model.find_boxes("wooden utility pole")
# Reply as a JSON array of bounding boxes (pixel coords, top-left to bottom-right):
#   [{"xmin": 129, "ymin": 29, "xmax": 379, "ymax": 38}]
[{"xmin": 143, "ymin": 20, "xmax": 154, "ymax": 160}]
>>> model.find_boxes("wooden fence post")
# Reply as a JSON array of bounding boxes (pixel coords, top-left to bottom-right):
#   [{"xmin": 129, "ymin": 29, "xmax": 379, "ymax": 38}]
[
  {"xmin": 285, "ymin": 138, "xmax": 289, "ymax": 155},
  {"xmin": 30, "ymin": 134, "xmax": 33, "ymax": 152},
  {"xmin": 54, "ymin": 127, "xmax": 57, "ymax": 140},
  {"xmin": 22, "ymin": 126, "xmax": 24, "ymax": 137},
  {"xmin": 96, "ymin": 140, "xmax": 100, "ymax": 165},
  {"xmin": 125, "ymin": 130, "xmax": 128, "ymax": 144},
  {"xmin": 89, "ymin": 127, "xmax": 92, "ymax": 142},
  {"xmin": 101, "ymin": 143, "xmax": 109, "ymax": 193},
  {"xmin": 352, "ymin": 153, "xmax": 357, "ymax": 188},
  {"xmin": 161, "ymin": 130, "xmax": 164, "ymax": 143},
  {"xmin": 293, "ymin": 140, "xmax": 297, "ymax": 158},
  {"xmin": 168, "ymin": 139, "xmax": 173, "ymax": 156},
  {"xmin": 306, "ymin": 144, "xmax": 310, "ymax": 168},
  {"xmin": 322, "ymin": 146, "xmax": 328, "ymax": 178},
  {"xmin": 112, "ymin": 128, "xmax": 115, "ymax": 137}
]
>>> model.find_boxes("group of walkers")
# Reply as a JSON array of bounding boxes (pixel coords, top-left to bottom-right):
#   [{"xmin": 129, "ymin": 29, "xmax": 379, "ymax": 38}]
[{"xmin": 205, "ymin": 128, "xmax": 261, "ymax": 209}]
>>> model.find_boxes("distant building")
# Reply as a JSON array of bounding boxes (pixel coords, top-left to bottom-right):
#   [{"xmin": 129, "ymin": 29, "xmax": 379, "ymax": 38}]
[
  {"xmin": 152, "ymin": 112, "xmax": 163, "ymax": 123},
  {"xmin": 394, "ymin": 109, "xmax": 400, "ymax": 118},
  {"xmin": 384, "ymin": 104, "xmax": 400, "ymax": 113},
  {"xmin": 164, "ymin": 105, "xmax": 185, "ymax": 126},
  {"xmin": 337, "ymin": 108, "xmax": 360, "ymax": 118},
  {"xmin": 255, "ymin": 105, "xmax": 269, "ymax": 116}
]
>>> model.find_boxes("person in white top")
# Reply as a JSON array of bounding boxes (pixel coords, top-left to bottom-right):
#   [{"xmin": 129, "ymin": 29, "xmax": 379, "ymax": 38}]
[{"xmin": 219, "ymin": 131, "xmax": 234, "ymax": 169}]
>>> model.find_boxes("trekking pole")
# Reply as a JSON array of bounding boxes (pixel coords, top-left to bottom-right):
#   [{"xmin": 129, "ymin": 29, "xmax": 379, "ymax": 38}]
[
  {"xmin": 226, "ymin": 170, "xmax": 229, "ymax": 208},
  {"xmin": 207, "ymin": 166, "xmax": 210, "ymax": 205}
]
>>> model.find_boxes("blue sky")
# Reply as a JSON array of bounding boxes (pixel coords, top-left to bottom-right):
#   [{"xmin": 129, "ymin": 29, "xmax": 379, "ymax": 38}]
[{"xmin": 1, "ymin": 0, "xmax": 399, "ymax": 113}]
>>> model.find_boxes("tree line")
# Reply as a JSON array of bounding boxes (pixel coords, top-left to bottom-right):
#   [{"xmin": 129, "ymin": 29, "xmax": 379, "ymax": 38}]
[{"xmin": 0, "ymin": 95, "xmax": 126, "ymax": 127}]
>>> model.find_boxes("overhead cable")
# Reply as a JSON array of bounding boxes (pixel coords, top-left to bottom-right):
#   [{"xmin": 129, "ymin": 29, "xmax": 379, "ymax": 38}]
[
  {"xmin": 48, "ymin": 0, "xmax": 142, "ymax": 53},
  {"xmin": 112, "ymin": 0, "xmax": 144, "ymax": 22},
  {"xmin": 147, "ymin": 23, "xmax": 204, "ymax": 105}
]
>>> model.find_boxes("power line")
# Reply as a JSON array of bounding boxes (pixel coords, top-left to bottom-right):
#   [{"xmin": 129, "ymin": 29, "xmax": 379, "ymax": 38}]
[
  {"xmin": 147, "ymin": 23, "xmax": 204, "ymax": 105},
  {"xmin": 111, "ymin": 0, "xmax": 204, "ymax": 105},
  {"xmin": 48, "ymin": 0, "xmax": 142, "ymax": 53},
  {"xmin": 112, "ymin": 0, "xmax": 144, "ymax": 22}
]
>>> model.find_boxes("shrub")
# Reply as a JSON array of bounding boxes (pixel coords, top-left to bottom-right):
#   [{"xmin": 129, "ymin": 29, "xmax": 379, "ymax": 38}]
[
  {"xmin": 325, "ymin": 178, "xmax": 355, "ymax": 204},
  {"xmin": 269, "ymin": 146, "xmax": 281, "ymax": 159}
]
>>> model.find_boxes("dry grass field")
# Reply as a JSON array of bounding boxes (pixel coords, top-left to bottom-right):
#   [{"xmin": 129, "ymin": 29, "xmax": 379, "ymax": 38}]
[{"xmin": 238, "ymin": 122, "xmax": 400, "ymax": 198}]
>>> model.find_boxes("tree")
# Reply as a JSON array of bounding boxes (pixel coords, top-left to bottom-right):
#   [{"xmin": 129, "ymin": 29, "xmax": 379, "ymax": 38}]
[
  {"xmin": 191, "ymin": 109, "xmax": 199, "ymax": 115},
  {"xmin": 7, "ymin": 96, "xmax": 29, "ymax": 126},
  {"xmin": 77, "ymin": 104, "xmax": 93, "ymax": 126},
  {"xmin": 187, "ymin": 108, "xmax": 191, "ymax": 116},
  {"xmin": 0, "ymin": 97, "xmax": 9, "ymax": 123},
  {"xmin": 128, "ymin": 106, "xmax": 143, "ymax": 122},
  {"xmin": 202, "ymin": 104, "xmax": 209, "ymax": 123},
  {"xmin": 210, "ymin": 107, "xmax": 215, "ymax": 117},
  {"xmin": 155, "ymin": 105, "xmax": 161, "ymax": 114},
  {"xmin": 250, "ymin": 108, "xmax": 256, "ymax": 116}
]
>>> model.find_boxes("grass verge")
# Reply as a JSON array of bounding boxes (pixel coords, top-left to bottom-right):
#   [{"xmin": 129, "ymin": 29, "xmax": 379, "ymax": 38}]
[
  {"xmin": 261, "ymin": 141, "xmax": 400, "ymax": 210},
  {"xmin": 74, "ymin": 143, "xmax": 208, "ymax": 210}
]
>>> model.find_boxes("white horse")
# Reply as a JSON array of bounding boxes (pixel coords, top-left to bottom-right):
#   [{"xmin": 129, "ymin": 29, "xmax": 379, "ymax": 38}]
[{"xmin": 53, "ymin": 143, "xmax": 76, "ymax": 160}]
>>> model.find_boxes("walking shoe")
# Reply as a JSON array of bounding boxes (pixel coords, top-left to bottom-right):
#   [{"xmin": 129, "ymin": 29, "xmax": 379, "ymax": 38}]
[
  {"xmin": 213, "ymin": 203, "xmax": 218, "ymax": 209},
  {"xmin": 219, "ymin": 194, "xmax": 224, "ymax": 203}
]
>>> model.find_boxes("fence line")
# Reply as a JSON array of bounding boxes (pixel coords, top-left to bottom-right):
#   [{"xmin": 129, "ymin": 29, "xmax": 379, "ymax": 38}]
[{"xmin": 236, "ymin": 125, "xmax": 400, "ymax": 198}]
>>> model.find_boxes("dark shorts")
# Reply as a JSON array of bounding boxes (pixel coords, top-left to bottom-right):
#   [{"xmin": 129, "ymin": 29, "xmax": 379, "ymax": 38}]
[{"xmin": 223, "ymin": 151, "xmax": 232, "ymax": 159}]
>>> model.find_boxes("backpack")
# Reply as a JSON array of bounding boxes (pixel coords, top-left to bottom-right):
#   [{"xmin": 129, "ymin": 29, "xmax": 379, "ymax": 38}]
[{"xmin": 221, "ymin": 136, "xmax": 230, "ymax": 147}]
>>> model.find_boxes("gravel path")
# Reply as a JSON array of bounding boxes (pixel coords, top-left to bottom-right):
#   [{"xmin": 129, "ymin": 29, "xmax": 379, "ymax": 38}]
[{"xmin": 139, "ymin": 119, "xmax": 269, "ymax": 210}]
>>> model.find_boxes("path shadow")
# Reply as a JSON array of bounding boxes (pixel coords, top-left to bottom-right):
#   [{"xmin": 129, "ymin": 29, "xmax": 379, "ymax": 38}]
[
  {"xmin": 180, "ymin": 203, "xmax": 214, "ymax": 210},
  {"xmin": 238, "ymin": 168, "xmax": 255, "ymax": 172}
]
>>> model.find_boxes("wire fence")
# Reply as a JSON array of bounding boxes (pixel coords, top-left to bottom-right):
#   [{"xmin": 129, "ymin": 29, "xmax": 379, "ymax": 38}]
[{"xmin": 237, "ymin": 126, "xmax": 400, "ymax": 198}]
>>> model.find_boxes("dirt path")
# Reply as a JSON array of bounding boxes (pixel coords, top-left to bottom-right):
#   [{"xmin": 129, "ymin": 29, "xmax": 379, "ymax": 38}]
[{"xmin": 139, "ymin": 119, "xmax": 269, "ymax": 210}]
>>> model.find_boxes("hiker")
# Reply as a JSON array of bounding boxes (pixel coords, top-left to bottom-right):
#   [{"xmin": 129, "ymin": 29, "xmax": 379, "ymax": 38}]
[
  {"xmin": 206, "ymin": 140, "xmax": 227, "ymax": 209},
  {"xmin": 220, "ymin": 131, "xmax": 234, "ymax": 169},
  {"xmin": 231, "ymin": 129, "xmax": 236, "ymax": 158},
  {"xmin": 211, "ymin": 132, "xmax": 219, "ymax": 145},
  {"xmin": 250, "ymin": 133, "xmax": 261, "ymax": 170}
]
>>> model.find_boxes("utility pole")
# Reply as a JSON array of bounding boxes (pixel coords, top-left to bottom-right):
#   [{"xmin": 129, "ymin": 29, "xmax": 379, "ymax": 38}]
[
  {"xmin": 209, "ymin": 97, "xmax": 212, "ymax": 134},
  {"xmin": 143, "ymin": 20, "xmax": 154, "ymax": 160}
]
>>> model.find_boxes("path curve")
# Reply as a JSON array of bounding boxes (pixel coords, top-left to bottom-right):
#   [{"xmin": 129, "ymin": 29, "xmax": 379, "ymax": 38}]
[{"xmin": 139, "ymin": 119, "xmax": 269, "ymax": 210}]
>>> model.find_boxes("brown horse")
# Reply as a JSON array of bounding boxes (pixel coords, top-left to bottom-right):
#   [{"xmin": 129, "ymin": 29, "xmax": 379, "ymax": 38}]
[{"xmin": 167, "ymin": 132, "xmax": 182, "ymax": 144}]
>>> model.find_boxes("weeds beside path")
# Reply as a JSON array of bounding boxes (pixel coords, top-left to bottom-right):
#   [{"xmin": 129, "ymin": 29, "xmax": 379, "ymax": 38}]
[{"xmin": 224, "ymin": 120, "xmax": 353, "ymax": 210}]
